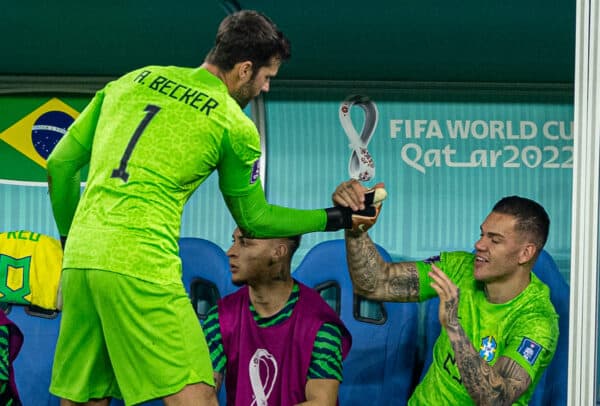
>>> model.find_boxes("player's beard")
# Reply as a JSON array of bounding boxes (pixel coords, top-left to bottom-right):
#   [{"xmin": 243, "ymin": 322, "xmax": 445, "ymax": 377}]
[{"xmin": 230, "ymin": 80, "xmax": 255, "ymax": 108}]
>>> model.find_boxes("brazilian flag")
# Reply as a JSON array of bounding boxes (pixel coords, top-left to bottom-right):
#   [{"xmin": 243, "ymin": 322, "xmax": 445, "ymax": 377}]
[{"xmin": 0, "ymin": 96, "xmax": 91, "ymax": 185}]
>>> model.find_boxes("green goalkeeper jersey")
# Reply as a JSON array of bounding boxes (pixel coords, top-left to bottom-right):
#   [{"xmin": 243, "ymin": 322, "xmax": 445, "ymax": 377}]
[
  {"xmin": 410, "ymin": 251, "xmax": 558, "ymax": 406},
  {"xmin": 56, "ymin": 65, "xmax": 326, "ymax": 284}
]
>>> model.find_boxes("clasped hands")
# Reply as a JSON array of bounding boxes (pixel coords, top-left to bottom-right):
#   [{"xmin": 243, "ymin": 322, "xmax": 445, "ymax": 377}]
[{"xmin": 332, "ymin": 179, "xmax": 386, "ymax": 233}]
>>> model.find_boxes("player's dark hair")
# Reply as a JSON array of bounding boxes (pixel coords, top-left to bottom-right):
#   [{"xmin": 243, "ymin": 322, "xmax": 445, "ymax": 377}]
[
  {"xmin": 286, "ymin": 235, "xmax": 302, "ymax": 259},
  {"xmin": 492, "ymin": 196, "xmax": 550, "ymax": 251},
  {"xmin": 205, "ymin": 10, "xmax": 291, "ymax": 77}
]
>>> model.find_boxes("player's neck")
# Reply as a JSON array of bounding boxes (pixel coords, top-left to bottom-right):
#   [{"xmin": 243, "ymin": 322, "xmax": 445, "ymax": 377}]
[
  {"xmin": 201, "ymin": 62, "xmax": 242, "ymax": 96},
  {"xmin": 484, "ymin": 271, "xmax": 531, "ymax": 303},
  {"xmin": 249, "ymin": 278, "xmax": 294, "ymax": 318},
  {"xmin": 201, "ymin": 62, "xmax": 232, "ymax": 88}
]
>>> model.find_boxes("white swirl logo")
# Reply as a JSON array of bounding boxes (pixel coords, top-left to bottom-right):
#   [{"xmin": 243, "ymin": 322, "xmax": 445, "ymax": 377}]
[
  {"xmin": 249, "ymin": 348, "xmax": 278, "ymax": 406},
  {"xmin": 339, "ymin": 95, "xmax": 379, "ymax": 181}
]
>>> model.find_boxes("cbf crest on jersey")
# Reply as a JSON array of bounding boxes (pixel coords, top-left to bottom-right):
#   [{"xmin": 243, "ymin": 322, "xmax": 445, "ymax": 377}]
[
  {"xmin": 0, "ymin": 98, "xmax": 80, "ymax": 185},
  {"xmin": 479, "ymin": 335, "xmax": 497, "ymax": 362},
  {"xmin": 517, "ymin": 337, "xmax": 543, "ymax": 366}
]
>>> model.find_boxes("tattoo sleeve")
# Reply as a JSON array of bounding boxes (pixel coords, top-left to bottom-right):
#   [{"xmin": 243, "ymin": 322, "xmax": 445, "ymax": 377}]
[
  {"xmin": 344, "ymin": 230, "xmax": 420, "ymax": 302},
  {"xmin": 445, "ymin": 313, "xmax": 532, "ymax": 405}
]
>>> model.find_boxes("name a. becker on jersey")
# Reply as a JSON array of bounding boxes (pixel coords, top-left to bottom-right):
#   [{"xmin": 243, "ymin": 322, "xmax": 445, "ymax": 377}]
[{"xmin": 133, "ymin": 70, "xmax": 219, "ymax": 116}]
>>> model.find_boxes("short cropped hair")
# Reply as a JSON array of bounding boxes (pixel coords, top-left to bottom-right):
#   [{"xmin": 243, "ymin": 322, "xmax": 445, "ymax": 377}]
[
  {"xmin": 205, "ymin": 10, "xmax": 291, "ymax": 75},
  {"xmin": 492, "ymin": 196, "xmax": 550, "ymax": 250},
  {"xmin": 285, "ymin": 235, "xmax": 302, "ymax": 259}
]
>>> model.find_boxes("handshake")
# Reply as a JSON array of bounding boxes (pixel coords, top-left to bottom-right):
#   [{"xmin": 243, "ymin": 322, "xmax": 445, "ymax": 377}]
[{"xmin": 326, "ymin": 182, "xmax": 387, "ymax": 233}]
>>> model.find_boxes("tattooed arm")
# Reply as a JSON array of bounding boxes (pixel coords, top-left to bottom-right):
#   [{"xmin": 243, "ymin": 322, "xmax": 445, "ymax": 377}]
[
  {"xmin": 429, "ymin": 265, "xmax": 531, "ymax": 405},
  {"xmin": 334, "ymin": 179, "xmax": 418, "ymax": 301},
  {"xmin": 344, "ymin": 230, "xmax": 420, "ymax": 302}
]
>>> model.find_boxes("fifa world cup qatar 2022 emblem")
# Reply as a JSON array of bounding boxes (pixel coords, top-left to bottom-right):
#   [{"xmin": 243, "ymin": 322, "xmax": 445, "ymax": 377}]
[{"xmin": 339, "ymin": 95, "xmax": 379, "ymax": 181}]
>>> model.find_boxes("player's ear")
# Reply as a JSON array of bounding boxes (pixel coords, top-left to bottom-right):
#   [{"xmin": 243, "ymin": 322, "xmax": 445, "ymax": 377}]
[
  {"xmin": 273, "ymin": 240, "xmax": 288, "ymax": 261},
  {"xmin": 518, "ymin": 242, "xmax": 536, "ymax": 265},
  {"xmin": 237, "ymin": 61, "xmax": 253, "ymax": 82}
]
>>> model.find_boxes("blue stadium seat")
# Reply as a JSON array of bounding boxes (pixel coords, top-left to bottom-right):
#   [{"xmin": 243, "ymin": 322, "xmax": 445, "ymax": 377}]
[
  {"xmin": 528, "ymin": 250, "xmax": 569, "ymax": 406},
  {"xmin": 293, "ymin": 239, "xmax": 419, "ymax": 406},
  {"xmin": 179, "ymin": 237, "xmax": 237, "ymax": 303},
  {"xmin": 420, "ymin": 250, "xmax": 569, "ymax": 405},
  {"xmin": 11, "ymin": 305, "xmax": 61, "ymax": 406}
]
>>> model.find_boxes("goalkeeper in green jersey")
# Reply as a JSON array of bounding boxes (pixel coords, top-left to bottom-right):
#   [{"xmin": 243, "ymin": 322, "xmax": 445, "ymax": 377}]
[
  {"xmin": 46, "ymin": 10, "xmax": 366, "ymax": 406},
  {"xmin": 333, "ymin": 179, "xmax": 558, "ymax": 406}
]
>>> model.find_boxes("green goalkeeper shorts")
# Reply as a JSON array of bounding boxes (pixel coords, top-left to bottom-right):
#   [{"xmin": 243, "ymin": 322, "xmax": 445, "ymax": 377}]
[{"xmin": 50, "ymin": 268, "xmax": 214, "ymax": 405}]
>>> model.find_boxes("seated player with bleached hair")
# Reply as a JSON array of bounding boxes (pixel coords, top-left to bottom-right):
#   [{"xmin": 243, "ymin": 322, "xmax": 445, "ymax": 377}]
[{"xmin": 202, "ymin": 228, "xmax": 353, "ymax": 406}]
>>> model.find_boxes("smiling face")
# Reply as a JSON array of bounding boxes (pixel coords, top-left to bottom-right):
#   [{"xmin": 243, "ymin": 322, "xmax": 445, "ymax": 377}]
[{"xmin": 473, "ymin": 211, "xmax": 534, "ymax": 284}]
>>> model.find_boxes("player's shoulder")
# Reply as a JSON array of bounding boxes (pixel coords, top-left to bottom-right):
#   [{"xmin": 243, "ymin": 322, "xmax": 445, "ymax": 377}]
[
  {"xmin": 441, "ymin": 250, "xmax": 475, "ymax": 262},
  {"xmin": 297, "ymin": 283, "xmax": 343, "ymax": 318},
  {"xmin": 223, "ymin": 108, "xmax": 261, "ymax": 159},
  {"xmin": 111, "ymin": 65, "xmax": 191, "ymax": 84},
  {"xmin": 229, "ymin": 110, "xmax": 259, "ymax": 135},
  {"xmin": 431, "ymin": 251, "xmax": 475, "ymax": 273},
  {"xmin": 425, "ymin": 251, "xmax": 475, "ymax": 285},
  {"xmin": 526, "ymin": 274, "xmax": 555, "ymax": 306}
]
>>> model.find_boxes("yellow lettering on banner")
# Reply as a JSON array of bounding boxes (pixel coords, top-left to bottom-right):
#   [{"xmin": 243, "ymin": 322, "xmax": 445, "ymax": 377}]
[{"xmin": 0, "ymin": 98, "xmax": 79, "ymax": 168}]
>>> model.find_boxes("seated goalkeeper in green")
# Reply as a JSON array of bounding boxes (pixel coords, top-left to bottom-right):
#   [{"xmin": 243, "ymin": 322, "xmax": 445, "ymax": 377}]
[{"xmin": 332, "ymin": 180, "xmax": 558, "ymax": 406}]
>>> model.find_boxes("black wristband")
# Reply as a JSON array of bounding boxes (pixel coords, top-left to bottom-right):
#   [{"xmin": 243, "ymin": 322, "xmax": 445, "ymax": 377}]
[
  {"xmin": 60, "ymin": 235, "xmax": 67, "ymax": 250},
  {"xmin": 325, "ymin": 207, "xmax": 352, "ymax": 231}
]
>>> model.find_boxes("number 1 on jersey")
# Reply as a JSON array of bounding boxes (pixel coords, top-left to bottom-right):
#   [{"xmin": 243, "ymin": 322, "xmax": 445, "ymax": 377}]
[{"xmin": 111, "ymin": 104, "xmax": 161, "ymax": 182}]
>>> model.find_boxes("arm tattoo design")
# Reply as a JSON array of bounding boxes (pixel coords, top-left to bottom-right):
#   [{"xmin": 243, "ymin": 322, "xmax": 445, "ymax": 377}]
[
  {"xmin": 345, "ymin": 232, "xmax": 419, "ymax": 301},
  {"xmin": 446, "ymin": 322, "xmax": 532, "ymax": 405},
  {"xmin": 444, "ymin": 295, "xmax": 460, "ymax": 330},
  {"xmin": 346, "ymin": 234, "xmax": 379, "ymax": 292},
  {"xmin": 388, "ymin": 263, "xmax": 420, "ymax": 301}
]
